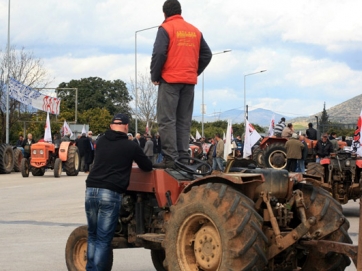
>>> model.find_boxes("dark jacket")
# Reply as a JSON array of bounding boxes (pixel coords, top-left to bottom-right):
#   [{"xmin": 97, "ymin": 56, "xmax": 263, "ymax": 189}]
[
  {"xmin": 314, "ymin": 139, "xmax": 334, "ymax": 158},
  {"xmin": 306, "ymin": 128, "xmax": 317, "ymax": 140},
  {"xmin": 285, "ymin": 138, "xmax": 304, "ymax": 159},
  {"xmin": 86, "ymin": 129, "xmax": 152, "ymax": 194},
  {"xmin": 150, "ymin": 19, "xmax": 212, "ymax": 83},
  {"xmin": 301, "ymin": 141, "xmax": 308, "ymax": 160}
]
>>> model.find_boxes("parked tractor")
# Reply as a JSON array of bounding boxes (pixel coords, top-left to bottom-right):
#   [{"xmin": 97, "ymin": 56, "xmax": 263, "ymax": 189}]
[
  {"xmin": 306, "ymin": 148, "xmax": 362, "ymax": 205},
  {"xmin": 21, "ymin": 141, "xmax": 79, "ymax": 178},
  {"xmin": 253, "ymin": 136, "xmax": 346, "ymax": 170},
  {"xmin": 0, "ymin": 143, "xmax": 24, "ymax": 174},
  {"xmin": 65, "ymin": 156, "xmax": 360, "ymax": 271}
]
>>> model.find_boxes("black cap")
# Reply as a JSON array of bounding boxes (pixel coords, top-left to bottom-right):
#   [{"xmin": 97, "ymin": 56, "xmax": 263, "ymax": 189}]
[{"xmin": 112, "ymin": 113, "xmax": 129, "ymax": 124}]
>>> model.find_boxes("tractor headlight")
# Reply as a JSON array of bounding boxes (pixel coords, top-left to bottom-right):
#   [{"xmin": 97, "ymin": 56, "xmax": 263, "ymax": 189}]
[
  {"xmin": 345, "ymin": 160, "xmax": 351, "ymax": 167},
  {"xmin": 40, "ymin": 150, "xmax": 44, "ymax": 155},
  {"xmin": 32, "ymin": 150, "xmax": 37, "ymax": 155}
]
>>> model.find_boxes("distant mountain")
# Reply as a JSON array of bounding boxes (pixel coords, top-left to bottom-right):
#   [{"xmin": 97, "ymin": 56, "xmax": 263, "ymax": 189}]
[
  {"xmin": 290, "ymin": 93, "xmax": 362, "ymax": 126},
  {"xmin": 192, "ymin": 94, "xmax": 362, "ymax": 128},
  {"xmin": 192, "ymin": 108, "xmax": 288, "ymax": 126}
]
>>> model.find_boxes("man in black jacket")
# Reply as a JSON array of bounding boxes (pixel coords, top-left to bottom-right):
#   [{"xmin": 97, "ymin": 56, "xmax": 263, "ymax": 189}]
[
  {"xmin": 314, "ymin": 133, "xmax": 334, "ymax": 163},
  {"xmin": 85, "ymin": 113, "xmax": 152, "ymax": 271}
]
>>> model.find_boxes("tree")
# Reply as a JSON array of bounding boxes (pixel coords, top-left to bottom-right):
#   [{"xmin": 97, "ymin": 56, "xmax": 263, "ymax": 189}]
[
  {"xmin": 0, "ymin": 46, "xmax": 52, "ymax": 143},
  {"xmin": 319, "ymin": 102, "xmax": 329, "ymax": 134},
  {"xmin": 57, "ymin": 77, "xmax": 132, "ymax": 117},
  {"xmin": 129, "ymin": 72, "xmax": 158, "ymax": 131}
]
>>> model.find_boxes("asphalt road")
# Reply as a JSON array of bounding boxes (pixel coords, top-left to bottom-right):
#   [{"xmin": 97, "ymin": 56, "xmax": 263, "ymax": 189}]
[{"xmin": 0, "ymin": 171, "xmax": 360, "ymax": 270}]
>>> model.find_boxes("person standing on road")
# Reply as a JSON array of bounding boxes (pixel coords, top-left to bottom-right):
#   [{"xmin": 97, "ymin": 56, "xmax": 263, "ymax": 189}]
[
  {"xmin": 213, "ymin": 133, "xmax": 224, "ymax": 172},
  {"xmin": 285, "ymin": 133, "xmax": 304, "ymax": 172},
  {"xmin": 150, "ymin": 0, "xmax": 212, "ymax": 169},
  {"xmin": 143, "ymin": 136, "xmax": 154, "ymax": 161},
  {"xmin": 85, "ymin": 113, "xmax": 152, "ymax": 271}
]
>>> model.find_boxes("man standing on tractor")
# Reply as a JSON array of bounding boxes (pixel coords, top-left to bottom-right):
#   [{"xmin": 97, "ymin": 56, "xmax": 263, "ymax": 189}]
[
  {"xmin": 150, "ymin": 0, "xmax": 212, "ymax": 169},
  {"xmin": 84, "ymin": 113, "xmax": 152, "ymax": 271},
  {"xmin": 315, "ymin": 133, "xmax": 334, "ymax": 162},
  {"xmin": 306, "ymin": 122, "xmax": 317, "ymax": 140},
  {"xmin": 274, "ymin": 117, "xmax": 286, "ymax": 137}
]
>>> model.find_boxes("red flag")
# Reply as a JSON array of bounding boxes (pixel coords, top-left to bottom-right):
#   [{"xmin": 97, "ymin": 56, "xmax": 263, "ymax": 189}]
[{"xmin": 353, "ymin": 109, "xmax": 362, "ymax": 156}]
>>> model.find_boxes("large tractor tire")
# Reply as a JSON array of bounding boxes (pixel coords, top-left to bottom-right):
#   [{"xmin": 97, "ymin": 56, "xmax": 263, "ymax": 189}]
[
  {"xmin": 163, "ymin": 183, "xmax": 268, "ymax": 271},
  {"xmin": 295, "ymin": 183, "xmax": 352, "ymax": 270},
  {"xmin": 21, "ymin": 158, "xmax": 29, "ymax": 177},
  {"xmin": 264, "ymin": 143, "xmax": 287, "ymax": 169},
  {"xmin": 54, "ymin": 158, "xmax": 62, "ymax": 178},
  {"xmin": 252, "ymin": 146, "xmax": 265, "ymax": 167},
  {"xmin": 0, "ymin": 144, "xmax": 14, "ymax": 174},
  {"xmin": 65, "ymin": 225, "xmax": 113, "ymax": 271},
  {"xmin": 65, "ymin": 146, "xmax": 80, "ymax": 176},
  {"xmin": 31, "ymin": 167, "xmax": 45, "ymax": 176},
  {"xmin": 13, "ymin": 148, "xmax": 23, "ymax": 172},
  {"xmin": 306, "ymin": 162, "xmax": 325, "ymax": 177},
  {"xmin": 151, "ymin": 249, "xmax": 167, "ymax": 271}
]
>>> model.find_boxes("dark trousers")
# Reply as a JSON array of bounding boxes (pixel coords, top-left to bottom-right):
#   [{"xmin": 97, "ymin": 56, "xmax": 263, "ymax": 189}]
[
  {"xmin": 286, "ymin": 159, "xmax": 298, "ymax": 172},
  {"xmin": 157, "ymin": 82, "xmax": 194, "ymax": 160}
]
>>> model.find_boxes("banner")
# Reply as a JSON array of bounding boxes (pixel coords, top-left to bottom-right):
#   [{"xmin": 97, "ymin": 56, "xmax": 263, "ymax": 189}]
[
  {"xmin": 44, "ymin": 111, "xmax": 52, "ymax": 142},
  {"xmin": 8, "ymin": 77, "xmax": 61, "ymax": 114},
  {"xmin": 243, "ymin": 119, "xmax": 261, "ymax": 158},
  {"xmin": 352, "ymin": 109, "xmax": 362, "ymax": 156},
  {"xmin": 62, "ymin": 120, "xmax": 73, "ymax": 138},
  {"xmin": 268, "ymin": 115, "xmax": 275, "ymax": 136},
  {"xmin": 224, "ymin": 120, "xmax": 233, "ymax": 160},
  {"xmin": 195, "ymin": 129, "xmax": 201, "ymax": 140}
]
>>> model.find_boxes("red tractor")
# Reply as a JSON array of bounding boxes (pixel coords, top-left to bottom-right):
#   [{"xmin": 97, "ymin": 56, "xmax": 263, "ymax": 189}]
[
  {"xmin": 65, "ymin": 157, "xmax": 360, "ymax": 271},
  {"xmin": 253, "ymin": 136, "xmax": 346, "ymax": 170},
  {"xmin": 21, "ymin": 141, "xmax": 79, "ymax": 178}
]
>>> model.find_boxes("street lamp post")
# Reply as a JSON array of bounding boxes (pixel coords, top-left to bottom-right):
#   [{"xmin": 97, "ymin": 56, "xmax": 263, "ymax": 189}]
[
  {"xmin": 5, "ymin": 0, "xmax": 10, "ymax": 143},
  {"xmin": 201, "ymin": 49, "xmax": 231, "ymax": 137},
  {"xmin": 135, "ymin": 25, "xmax": 158, "ymax": 135},
  {"xmin": 243, "ymin": 70, "xmax": 267, "ymax": 128}
]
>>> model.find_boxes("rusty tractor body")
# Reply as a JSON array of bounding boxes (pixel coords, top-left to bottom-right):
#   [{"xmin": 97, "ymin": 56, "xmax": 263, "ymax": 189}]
[
  {"xmin": 306, "ymin": 149, "xmax": 362, "ymax": 205},
  {"xmin": 21, "ymin": 141, "xmax": 79, "ymax": 178},
  {"xmin": 254, "ymin": 136, "xmax": 347, "ymax": 170},
  {"xmin": 65, "ymin": 156, "xmax": 360, "ymax": 271}
]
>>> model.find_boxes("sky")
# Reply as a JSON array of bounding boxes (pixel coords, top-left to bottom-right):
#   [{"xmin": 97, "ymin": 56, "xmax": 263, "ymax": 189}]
[{"xmin": 1, "ymin": 0, "xmax": 361, "ymax": 120}]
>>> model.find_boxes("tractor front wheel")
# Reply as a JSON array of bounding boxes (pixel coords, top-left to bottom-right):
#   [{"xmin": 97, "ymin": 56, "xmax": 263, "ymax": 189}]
[
  {"xmin": 163, "ymin": 183, "xmax": 268, "ymax": 271},
  {"xmin": 54, "ymin": 158, "xmax": 62, "ymax": 178},
  {"xmin": 21, "ymin": 158, "xmax": 29, "ymax": 177},
  {"xmin": 65, "ymin": 146, "xmax": 80, "ymax": 176}
]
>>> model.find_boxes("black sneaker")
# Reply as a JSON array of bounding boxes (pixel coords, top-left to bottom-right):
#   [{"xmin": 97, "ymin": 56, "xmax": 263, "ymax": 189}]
[{"xmin": 153, "ymin": 158, "xmax": 175, "ymax": 169}]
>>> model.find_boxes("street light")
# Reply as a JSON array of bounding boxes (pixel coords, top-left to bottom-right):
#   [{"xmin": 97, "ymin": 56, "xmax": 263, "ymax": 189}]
[
  {"xmin": 243, "ymin": 70, "xmax": 267, "ymax": 127},
  {"xmin": 5, "ymin": 0, "xmax": 10, "ymax": 143},
  {"xmin": 201, "ymin": 49, "xmax": 231, "ymax": 137},
  {"xmin": 135, "ymin": 25, "xmax": 158, "ymax": 134}
]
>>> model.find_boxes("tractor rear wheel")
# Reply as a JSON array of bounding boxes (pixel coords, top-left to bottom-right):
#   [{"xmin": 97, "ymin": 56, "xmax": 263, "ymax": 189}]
[
  {"xmin": 151, "ymin": 249, "xmax": 166, "ymax": 271},
  {"xmin": 252, "ymin": 146, "xmax": 264, "ymax": 167},
  {"xmin": 21, "ymin": 158, "xmax": 29, "ymax": 177},
  {"xmin": 31, "ymin": 167, "xmax": 45, "ymax": 176},
  {"xmin": 264, "ymin": 143, "xmax": 287, "ymax": 169},
  {"xmin": 65, "ymin": 225, "xmax": 113, "ymax": 271},
  {"xmin": 163, "ymin": 183, "xmax": 268, "ymax": 271},
  {"xmin": 306, "ymin": 162, "xmax": 325, "ymax": 178},
  {"xmin": 295, "ymin": 183, "xmax": 352, "ymax": 270},
  {"xmin": 54, "ymin": 158, "xmax": 62, "ymax": 178},
  {"xmin": 13, "ymin": 148, "xmax": 23, "ymax": 172},
  {"xmin": 65, "ymin": 146, "xmax": 80, "ymax": 176},
  {"xmin": 0, "ymin": 144, "xmax": 14, "ymax": 174}
]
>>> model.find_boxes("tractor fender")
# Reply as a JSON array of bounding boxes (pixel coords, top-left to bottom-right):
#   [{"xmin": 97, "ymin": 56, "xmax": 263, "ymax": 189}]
[
  {"xmin": 320, "ymin": 158, "xmax": 330, "ymax": 165},
  {"xmin": 356, "ymin": 159, "xmax": 362, "ymax": 168},
  {"xmin": 59, "ymin": 141, "xmax": 71, "ymax": 161}
]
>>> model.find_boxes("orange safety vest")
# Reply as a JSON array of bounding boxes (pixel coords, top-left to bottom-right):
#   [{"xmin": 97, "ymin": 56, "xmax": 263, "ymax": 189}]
[{"xmin": 161, "ymin": 15, "xmax": 201, "ymax": 84}]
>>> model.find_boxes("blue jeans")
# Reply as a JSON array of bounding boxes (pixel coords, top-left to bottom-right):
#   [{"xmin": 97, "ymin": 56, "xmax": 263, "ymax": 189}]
[
  {"xmin": 213, "ymin": 157, "xmax": 224, "ymax": 171},
  {"xmin": 296, "ymin": 159, "xmax": 305, "ymax": 173},
  {"xmin": 85, "ymin": 188, "xmax": 122, "ymax": 271}
]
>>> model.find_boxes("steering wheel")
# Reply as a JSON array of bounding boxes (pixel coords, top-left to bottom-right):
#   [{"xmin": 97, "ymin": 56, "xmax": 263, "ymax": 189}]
[{"xmin": 174, "ymin": 156, "xmax": 213, "ymax": 176}]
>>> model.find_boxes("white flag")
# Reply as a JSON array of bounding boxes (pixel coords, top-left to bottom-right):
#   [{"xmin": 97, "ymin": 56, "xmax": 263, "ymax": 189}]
[
  {"xmin": 268, "ymin": 115, "xmax": 275, "ymax": 136},
  {"xmin": 82, "ymin": 124, "xmax": 87, "ymax": 135},
  {"xmin": 44, "ymin": 111, "xmax": 52, "ymax": 142},
  {"xmin": 146, "ymin": 121, "xmax": 149, "ymax": 134},
  {"xmin": 196, "ymin": 129, "xmax": 201, "ymax": 140},
  {"xmin": 223, "ymin": 132, "xmax": 226, "ymax": 141},
  {"xmin": 243, "ymin": 119, "xmax": 261, "ymax": 158},
  {"xmin": 224, "ymin": 120, "xmax": 233, "ymax": 160},
  {"xmin": 63, "ymin": 120, "xmax": 73, "ymax": 138},
  {"xmin": 190, "ymin": 133, "xmax": 196, "ymax": 142},
  {"xmin": 352, "ymin": 109, "xmax": 362, "ymax": 156}
]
